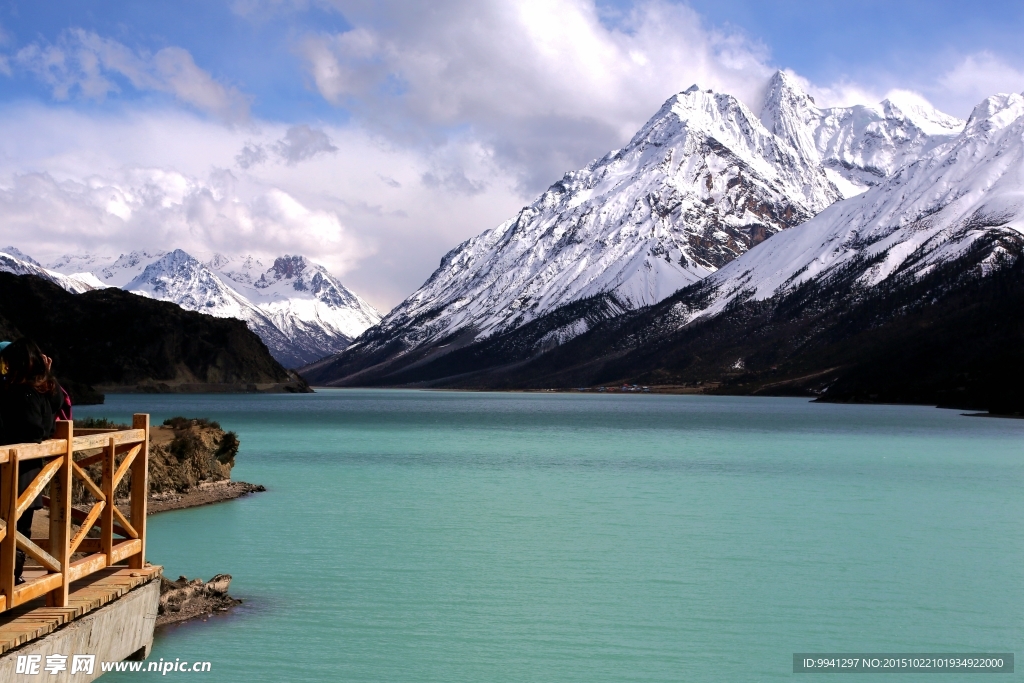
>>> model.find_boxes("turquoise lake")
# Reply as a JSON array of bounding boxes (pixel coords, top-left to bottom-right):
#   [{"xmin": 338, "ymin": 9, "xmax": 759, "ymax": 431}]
[{"xmin": 81, "ymin": 390, "xmax": 1024, "ymax": 682}]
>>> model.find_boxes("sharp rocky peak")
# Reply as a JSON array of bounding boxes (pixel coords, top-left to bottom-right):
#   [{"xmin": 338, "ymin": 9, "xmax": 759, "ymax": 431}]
[
  {"xmin": 757, "ymin": 71, "xmax": 965, "ymax": 197},
  {"xmin": 269, "ymin": 255, "xmax": 310, "ymax": 280}
]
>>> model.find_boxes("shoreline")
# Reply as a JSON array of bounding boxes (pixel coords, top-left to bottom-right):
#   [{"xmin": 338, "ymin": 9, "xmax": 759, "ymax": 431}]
[
  {"xmin": 146, "ymin": 480, "xmax": 267, "ymax": 514},
  {"xmin": 312, "ymin": 385, "xmax": 1019, "ymax": 416}
]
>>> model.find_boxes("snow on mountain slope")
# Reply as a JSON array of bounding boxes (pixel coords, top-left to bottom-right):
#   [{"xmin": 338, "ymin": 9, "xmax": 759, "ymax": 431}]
[
  {"xmin": 0, "ymin": 250, "xmax": 97, "ymax": 293},
  {"xmin": 2, "ymin": 247, "xmax": 41, "ymax": 266},
  {"xmin": 49, "ymin": 250, "xmax": 171, "ymax": 288},
  {"xmin": 124, "ymin": 249, "xmax": 301, "ymax": 364},
  {"xmin": 358, "ymin": 84, "xmax": 842, "ymax": 354},
  {"xmin": 690, "ymin": 91, "xmax": 1024, "ymax": 321},
  {"xmin": 210, "ymin": 254, "xmax": 381, "ymax": 361},
  {"xmin": 760, "ymin": 71, "xmax": 964, "ymax": 197},
  {"xmin": 47, "ymin": 248, "xmax": 379, "ymax": 367}
]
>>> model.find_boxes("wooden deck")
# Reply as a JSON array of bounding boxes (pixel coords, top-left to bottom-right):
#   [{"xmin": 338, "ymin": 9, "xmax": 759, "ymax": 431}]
[{"xmin": 0, "ymin": 564, "xmax": 162, "ymax": 654}]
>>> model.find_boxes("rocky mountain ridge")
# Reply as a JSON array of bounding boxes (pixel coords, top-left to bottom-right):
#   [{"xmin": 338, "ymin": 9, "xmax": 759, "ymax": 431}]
[{"xmin": 759, "ymin": 71, "xmax": 964, "ymax": 196}]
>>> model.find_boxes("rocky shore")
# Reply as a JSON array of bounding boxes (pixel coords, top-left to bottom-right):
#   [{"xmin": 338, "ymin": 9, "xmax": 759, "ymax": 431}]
[{"xmin": 148, "ymin": 480, "xmax": 267, "ymax": 513}]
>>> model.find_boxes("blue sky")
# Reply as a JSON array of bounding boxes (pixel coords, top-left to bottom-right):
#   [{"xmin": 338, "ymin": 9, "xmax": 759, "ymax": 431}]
[{"xmin": 0, "ymin": 0, "xmax": 1023, "ymax": 309}]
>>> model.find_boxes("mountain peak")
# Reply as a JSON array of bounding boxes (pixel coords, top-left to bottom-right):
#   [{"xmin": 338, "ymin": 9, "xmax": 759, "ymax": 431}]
[
  {"xmin": 878, "ymin": 90, "xmax": 965, "ymax": 136},
  {"xmin": 964, "ymin": 92, "xmax": 1024, "ymax": 134},
  {"xmin": 270, "ymin": 255, "xmax": 310, "ymax": 280},
  {"xmin": 765, "ymin": 70, "xmax": 815, "ymax": 103},
  {"xmin": 1, "ymin": 247, "xmax": 40, "ymax": 266}
]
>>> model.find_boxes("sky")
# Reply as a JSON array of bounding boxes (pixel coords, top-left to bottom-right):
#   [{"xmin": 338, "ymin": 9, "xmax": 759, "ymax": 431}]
[{"xmin": 0, "ymin": 0, "xmax": 1023, "ymax": 312}]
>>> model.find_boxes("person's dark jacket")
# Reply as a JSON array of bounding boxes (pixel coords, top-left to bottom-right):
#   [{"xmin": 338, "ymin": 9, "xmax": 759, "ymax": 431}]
[{"xmin": 0, "ymin": 382, "xmax": 63, "ymax": 509}]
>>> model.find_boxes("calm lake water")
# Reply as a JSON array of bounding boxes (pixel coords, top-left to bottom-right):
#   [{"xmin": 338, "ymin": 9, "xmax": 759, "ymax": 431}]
[{"xmin": 84, "ymin": 390, "xmax": 1024, "ymax": 682}]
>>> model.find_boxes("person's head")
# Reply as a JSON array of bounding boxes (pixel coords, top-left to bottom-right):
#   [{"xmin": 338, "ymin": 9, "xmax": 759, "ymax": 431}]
[{"xmin": 0, "ymin": 338, "xmax": 55, "ymax": 394}]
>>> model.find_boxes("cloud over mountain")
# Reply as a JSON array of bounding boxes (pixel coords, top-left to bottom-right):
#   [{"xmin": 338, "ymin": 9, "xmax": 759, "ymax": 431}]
[{"xmin": 297, "ymin": 0, "xmax": 775, "ymax": 191}]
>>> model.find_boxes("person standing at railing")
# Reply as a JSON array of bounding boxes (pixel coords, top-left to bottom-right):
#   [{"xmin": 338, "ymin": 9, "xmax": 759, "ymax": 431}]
[{"xmin": 0, "ymin": 339, "xmax": 64, "ymax": 584}]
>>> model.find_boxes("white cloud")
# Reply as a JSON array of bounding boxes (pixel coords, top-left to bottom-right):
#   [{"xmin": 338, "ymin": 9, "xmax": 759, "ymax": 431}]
[
  {"xmin": 0, "ymin": 104, "xmax": 524, "ymax": 310},
  {"xmin": 0, "ymin": 167, "xmax": 367, "ymax": 276},
  {"xmin": 935, "ymin": 52, "xmax": 1024, "ymax": 117},
  {"xmin": 297, "ymin": 0, "xmax": 774, "ymax": 191},
  {"xmin": 14, "ymin": 29, "xmax": 249, "ymax": 121}
]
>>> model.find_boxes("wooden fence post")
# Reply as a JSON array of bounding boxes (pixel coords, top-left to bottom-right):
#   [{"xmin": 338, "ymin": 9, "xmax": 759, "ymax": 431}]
[
  {"xmin": 128, "ymin": 414, "xmax": 149, "ymax": 569},
  {"xmin": 0, "ymin": 450, "xmax": 19, "ymax": 611},
  {"xmin": 48, "ymin": 421, "xmax": 73, "ymax": 607},
  {"xmin": 101, "ymin": 438, "xmax": 115, "ymax": 569}
]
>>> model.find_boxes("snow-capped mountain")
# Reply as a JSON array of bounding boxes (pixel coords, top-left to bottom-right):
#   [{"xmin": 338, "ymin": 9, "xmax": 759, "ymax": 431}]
[
  {"xmin": 210, "ymin": 253, "xmax": 381, "ymax": 362},
  {"xmin": 682, "ymin": 91, "xmax": 1024, "ymax": 322},
  {"xmin": 46, "ymin": 248, "xmax": 379, "ymax": 368},
  {"xmin": 306, "ymin": 88, "xmax": 1024, "ymax": 397},
  {"xmin": 123, "ymin": 249, "xmax": 299, "ymax": 364},
  {"xmin": 759, "ymin": 70, "xmax": 964, "ymax": 197},
  {"xmin": 2, "ymin": 246, "xmax": 41, "ymax": 266},
  {"xmin": 0, "ymin": 251, "xmax": 98, "ymax": 294},
  {"xmin": 353, "ymin": 82, "xmax": 843, "ymax": 358}
]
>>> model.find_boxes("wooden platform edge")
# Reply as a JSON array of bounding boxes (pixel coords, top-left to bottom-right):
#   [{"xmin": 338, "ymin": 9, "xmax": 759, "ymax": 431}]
[{"xmin": 0, "ymin": 565, "xmax": 163, "ymax": 655}]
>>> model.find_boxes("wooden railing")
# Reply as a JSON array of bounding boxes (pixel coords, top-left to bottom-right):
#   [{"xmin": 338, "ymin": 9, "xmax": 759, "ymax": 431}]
[{"xmin": 0, "ymin": 414, "xmax": 149, "ymax": 613}]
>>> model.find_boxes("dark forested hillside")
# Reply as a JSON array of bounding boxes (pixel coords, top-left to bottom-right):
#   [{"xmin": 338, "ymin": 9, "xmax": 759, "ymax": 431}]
[{"xmin": 0, "ymin": 274, "xmax": 310, "ymax": 403}]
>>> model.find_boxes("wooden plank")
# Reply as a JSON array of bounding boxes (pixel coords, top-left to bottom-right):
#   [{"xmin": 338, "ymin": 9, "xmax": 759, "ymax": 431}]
[
  {"xmin": 71, "ymin": 460, "xmax": 105, "ymax": 503},
  {"xmin": 28, "ymin": 538, "xmax": 50, "ymax": 551},
  {"xmin": 15, "ymin": 533, "xmax": 60, "ymax": 572},
  {"xmin": 52, "ymin": 501, "xmax": 130, "ymax": 538},
  {"xmin": 109, "ymin": 539, "xmax": 141, "ymax": 564},
  {"xmin": 12, "ymin": 573, "xmax": 63, "ymax": 608},
  {"xmin": 74, "ymin": 452, "xmax": 104, "ymax": 468},
  {"xmin": 0, "ymin": 567, "xmax": 161, "ymax": 654},
  {"xmin": 129, "ymin": 414, "xmax": 149, "ymax": 569},
  {"xmin": 68, "ymin": 501, "xmax": 103, "ymax": 555},
  {"xmin": 111, "ymin": 444, "xmax": 140, "ymax": 490},
  {"xmin": 14, "ymin": 440, "xmax": 68, "ymax": 461},
  {"xmin": 15, "ymin": 456, "xmax": 63, "ymax": 518},
  {"xmin": 75, "ymin": 538, "xmax": 102, "ymax": 553},
  {"xmin": 0, "ymin": 451, "xmax": 18, "ymax": 612},
  {"xmin": 72, "ymin": 430, "xmax": 145, "ymax": 451},
  {"xmin": 66, "ymin": 554, "xmax": 106, "ymax": 582},
  {"xmin": 112, "ymin": 506, "xmax": 138, "ymax": 539}
]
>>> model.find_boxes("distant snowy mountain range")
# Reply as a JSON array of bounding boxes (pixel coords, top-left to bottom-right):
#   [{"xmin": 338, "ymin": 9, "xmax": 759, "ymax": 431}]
[
  {"xmin": 0, "ymin": 248, "xmax": 380, "ymax": 368},
  {"xmin": 8, "ymin": 67, "xmax": 1023, "ymax": 405}
]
